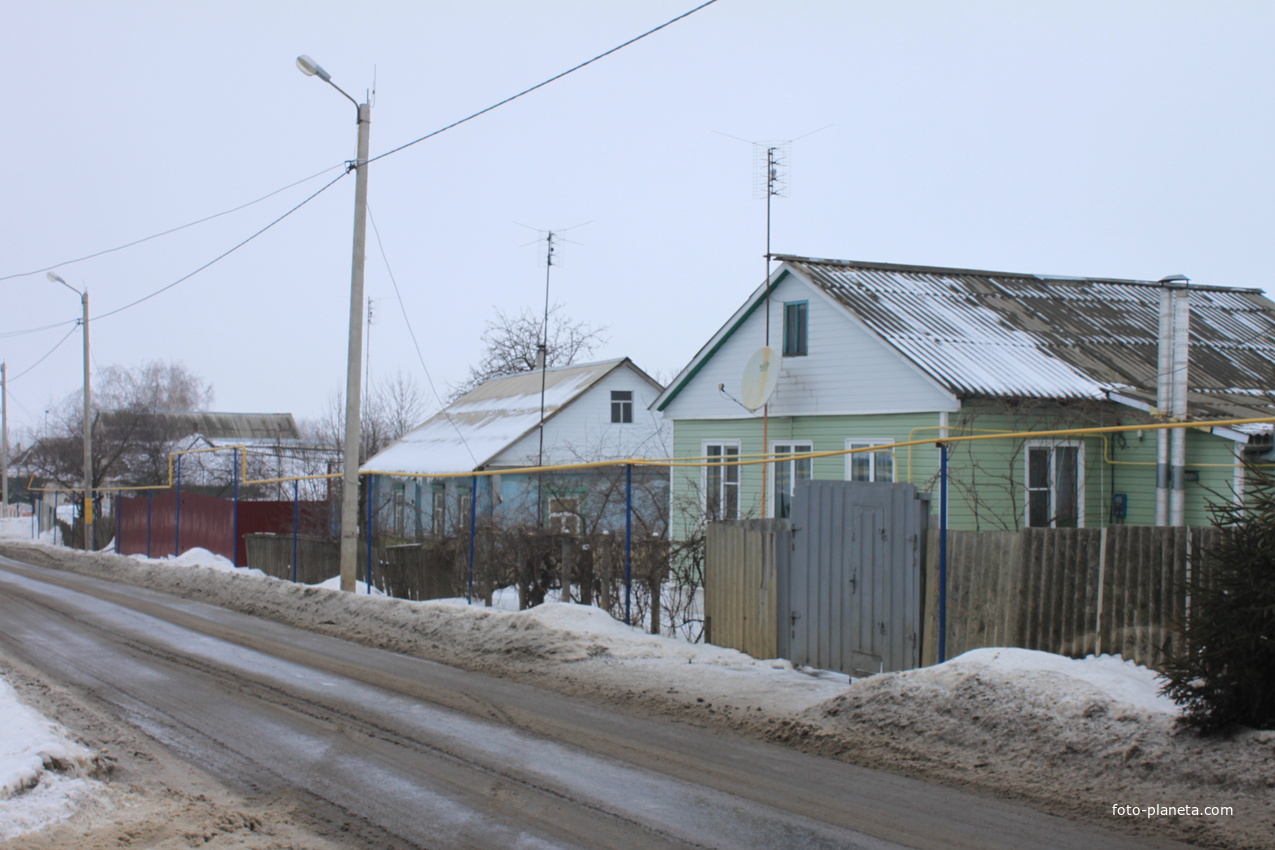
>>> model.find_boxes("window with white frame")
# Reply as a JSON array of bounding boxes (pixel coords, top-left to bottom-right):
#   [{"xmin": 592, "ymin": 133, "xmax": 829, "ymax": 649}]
[
  {"xmin": 703, "ymin": 441, "xmax": 740, "ymax": 520},
  {"xmin": 392, "ymin": 481, "xmax": 407, "ymax": 536},
  {"xmin": 610, "ymin": 390, "xmax": 633, "ymax": 423},
  {"xmin": 548, "ymin": 496, "xmax": 582, "ymax": 535},
  {"xmin": 771, "ymin": 441, "xmax": 813, "ymax": 519},
  {"xmin": 845, "ymin": 439, "xmax": 896, "ymax": 482},
  {"xmin": 430, "ymin": 485, "xmax": 446, "ymax": 536},
  {"xmin": 1025, "ymin": 441, "xmax": 1083, "ymax": 528}
]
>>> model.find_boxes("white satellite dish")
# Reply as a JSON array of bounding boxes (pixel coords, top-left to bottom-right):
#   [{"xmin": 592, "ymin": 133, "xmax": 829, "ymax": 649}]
[{"xmin": 740, "ymin": 346, "xmax": 779, "ymax": 411}]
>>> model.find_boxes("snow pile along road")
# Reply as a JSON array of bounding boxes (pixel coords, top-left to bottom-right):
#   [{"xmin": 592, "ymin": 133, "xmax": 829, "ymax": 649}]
[
  {"xmin": 0, "ymin": 675, "xmax": 109, "ymax": 842},
  {"xmin": 0, "ymin": 534, "xmax": 1272, "ymax": 849}
]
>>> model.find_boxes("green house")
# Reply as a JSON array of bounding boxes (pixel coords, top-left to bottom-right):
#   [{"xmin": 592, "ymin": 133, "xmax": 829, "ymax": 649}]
[{"xmin": 653, "ymin": 256, "xmax": 1275, "ymax": 537}]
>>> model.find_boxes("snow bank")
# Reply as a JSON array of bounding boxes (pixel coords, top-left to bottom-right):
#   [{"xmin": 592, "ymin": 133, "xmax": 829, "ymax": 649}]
[{"xmin": 0, "ymin": 675, "xmax": 103, "ymax": 841}]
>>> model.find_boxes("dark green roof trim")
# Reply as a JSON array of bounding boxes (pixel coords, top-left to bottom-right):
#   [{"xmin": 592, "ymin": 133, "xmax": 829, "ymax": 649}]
[{"xmin": 656, "ymin": 269, "xmax": 791, "ymax": 412}]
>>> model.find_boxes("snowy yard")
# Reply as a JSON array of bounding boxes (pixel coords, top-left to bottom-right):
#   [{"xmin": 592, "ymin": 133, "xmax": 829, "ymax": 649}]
[{"xmin": 0, "ymin": 518, "xmax": 1271, "ymax": 848}]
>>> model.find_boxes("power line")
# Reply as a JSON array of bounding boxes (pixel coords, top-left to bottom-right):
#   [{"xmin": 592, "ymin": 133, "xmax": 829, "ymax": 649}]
[
  {"xmin": 6, "ymin": 324, "xmax": 79, "ymax": 383},
  {"xmin": 94, "ymin": 171, "xmax": 348, "ymax": 322},
  {"xmin": 365, "ymin": 0, "xmax": 720, "ymax": 169},
  {"xmin": 0, "ymin": 319, "xmax": 77, "ymax": 341},
  {"xmin": 367, "ymin": 204, "xmax": 478, "ymax": 467},
  {"xmin": 0, "ymin": 163, "xmax": 346, "ymax": 284}
]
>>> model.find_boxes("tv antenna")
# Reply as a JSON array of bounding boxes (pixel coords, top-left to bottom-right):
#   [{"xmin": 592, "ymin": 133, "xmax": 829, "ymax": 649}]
[
  {"xmin": 714, "ymin": 125, "xmax": 830, "ymax": 344},
  {"xmin": 516, "ymin": 220, "xmax": 591, "ymax": 526},
  {"xmin": 715, "ymin": 125, "xmax": 830, "ymax": 516}
]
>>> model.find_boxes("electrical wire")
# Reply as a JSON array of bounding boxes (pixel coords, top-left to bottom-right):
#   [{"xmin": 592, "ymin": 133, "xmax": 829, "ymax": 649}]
[
  {"xmin": 0, "ymin": 319, "xmax": 77, "ymax": 340},
  {"xmin": 0, "ymin": 163, "xmax": 346, "ymax": 284},
  {"xmin": 94, "ymin": 171, "xmax": 348, "ymax": 322},
  {"xmin": 364, "ymin": 0, "xmax": 720, "ymax": 169},
  {"xmin": 367, "ymin": 204, "xmax": 478, "ymax": 466},
  {"xmin": 5, "ymin": 324, "xmax": 79, "ymax": 383}
]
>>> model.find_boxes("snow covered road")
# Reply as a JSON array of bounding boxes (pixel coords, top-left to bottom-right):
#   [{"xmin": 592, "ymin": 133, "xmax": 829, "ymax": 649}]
[{"xmin": 0, "ymin": 550, "xmax": 1183, "ymax": 849}]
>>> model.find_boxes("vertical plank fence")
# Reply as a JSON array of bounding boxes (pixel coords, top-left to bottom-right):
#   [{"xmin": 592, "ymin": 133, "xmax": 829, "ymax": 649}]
[{"xmin": 924, "ymin": 525, "xmax": 1213, "ymax": 670}]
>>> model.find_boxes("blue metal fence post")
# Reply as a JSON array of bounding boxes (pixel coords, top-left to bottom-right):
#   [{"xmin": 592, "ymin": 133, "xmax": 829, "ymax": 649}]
[
  {"xmin": 232, "ymin": 448, "xmax": 240, "ymax": 568},
  {"xmin": 365, "ymin": 475, "xmax": 374, "ymax": 594},
  {"xmin": 175, "ymin": 455, "xmax": 182, "ymax": 556},
  {"xmin": 624, "ymin": 464, "xmax": 633, "ymax": 626},
  {"xmin": 292, "ymin": 479, "xmax": 300, "ymax": 584},
  {"xmin": 467, "ymin": 474, "xmax": 478, "ymax": 604},
  {"xmin": 939, "ymin": 442, "xmax": 949, "ymax": 665}
]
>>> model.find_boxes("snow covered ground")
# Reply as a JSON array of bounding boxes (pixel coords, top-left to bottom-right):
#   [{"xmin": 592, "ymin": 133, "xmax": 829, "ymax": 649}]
[{"xmin": 0, "ymin": 522, "xmax": 1271, "ymax": 848}]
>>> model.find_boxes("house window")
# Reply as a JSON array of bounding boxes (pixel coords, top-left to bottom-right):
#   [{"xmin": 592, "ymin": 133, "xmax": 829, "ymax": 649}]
[
  {"xmin": 846, "ymin": 439, "xmax": 895, "ymax": 482},
  {"xmin": 548, "ymin": 497, "xmax": 582, "ymax": 535},
  {"xmin": 772, "ymin": 441, "xmax": 813, "ymax": 518},
  {"xmin": 783, "ymin": 301, "xmax": 808, "ymax": 357},
  {"xmin": 1025, "ymin": 442, "xmax": 1083, "ymax": 528},
  {"xmin": 430, "ymin": 485, "xmax": 446, "ymax": 536},
  {"xmin": 704, "ymin": 442, "xmax": 740, "ymax": 520},
  {"xmin": 392, "ymin": 481, "xmax": 406, "ymax": 536},
  {"xmin": 610, "ymin": 390, "xmax": 633, "ymax": 423}
]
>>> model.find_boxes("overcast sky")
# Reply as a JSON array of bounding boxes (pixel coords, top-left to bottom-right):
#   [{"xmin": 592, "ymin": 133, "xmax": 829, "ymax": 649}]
[{"xmin": 3, "ymin": 0, "xmax": 1273, "ymax": 438}]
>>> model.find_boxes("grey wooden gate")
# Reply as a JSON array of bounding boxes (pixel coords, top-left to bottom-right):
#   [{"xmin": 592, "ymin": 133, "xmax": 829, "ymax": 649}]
[{"xmin": 780, "ymin": 480, "xmax": 930, "ymax": 677}]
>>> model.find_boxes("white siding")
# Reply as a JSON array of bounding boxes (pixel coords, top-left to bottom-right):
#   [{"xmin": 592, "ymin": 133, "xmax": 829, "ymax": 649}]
[
  {"xmin": 493, "ymin": 365, "xmax": 667, "ymax": 467},
  {"xmin": 662, "ymin": 272, "xmax": 957, "ymax": 421}
]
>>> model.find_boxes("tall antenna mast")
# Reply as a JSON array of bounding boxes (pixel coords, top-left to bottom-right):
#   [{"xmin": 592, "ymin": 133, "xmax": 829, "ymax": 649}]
[
  {"xmin": 715, "ymin": 126, "xmax": 830, "ymax": 517},
  {"xmin": 537, "ymin": 229, "xmax": 555, "ymax": 490},
  {"xmin": 516, "ymin": 221, "xmax": 589, "ymax": 528}
]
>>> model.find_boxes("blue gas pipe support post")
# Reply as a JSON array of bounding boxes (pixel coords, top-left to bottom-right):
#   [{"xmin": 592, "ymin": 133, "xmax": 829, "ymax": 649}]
[
  {"xmin": 175, "ymin": 455, "xmax": 182, "ymax": 556},
  {"xmin": 938, "ymin": 442, "xmax": 949, "ymax": 664},
  {"xmin": 291, "ymin": 479, "xmax": 300, "ymax": 584},
  {"xmin": 232, "ymin": 448, "xmax": 240, "ymax": 567},
  {"xmin": 467, "ymin": 475, "xmax": 478, "ymax": 604},
  {"xmin": 365, "ymin": 475, "xmax": 374, "ymax": 594},
  {"xmin": 624, "ymin": 464, "xmax": 633, "ymax": 626}
]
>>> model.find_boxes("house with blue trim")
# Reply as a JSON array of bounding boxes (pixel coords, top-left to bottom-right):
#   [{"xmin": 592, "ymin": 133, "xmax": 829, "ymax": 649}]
[{"xmin": 361, "ymin": 358, "xmax": 667, "ymax": 539}]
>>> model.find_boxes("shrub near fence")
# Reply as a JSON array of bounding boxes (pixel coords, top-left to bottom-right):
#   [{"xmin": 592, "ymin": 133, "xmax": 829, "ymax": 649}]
[{"xmin": 923, "ymin": 525, "xmax": 1217, "ymax": 671}]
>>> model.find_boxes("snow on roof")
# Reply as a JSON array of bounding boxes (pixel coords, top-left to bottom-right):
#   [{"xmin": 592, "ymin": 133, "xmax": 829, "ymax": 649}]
[{"xmin": 362, "ymin": 359, "xmax": 627, "ymax": 474}]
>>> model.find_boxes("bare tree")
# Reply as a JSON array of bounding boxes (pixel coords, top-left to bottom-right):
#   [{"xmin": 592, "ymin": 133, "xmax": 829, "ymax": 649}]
[
  {"xmin": 449, "ymin": 304, "xmax": 607, "ymax": 400},
  {"xmin": 25, "ymin": 360, "xmax": 214, "ymax": 492},
  {"xmin": 302, "ymin": 370, "xmax": 432, "ymax": 466}
]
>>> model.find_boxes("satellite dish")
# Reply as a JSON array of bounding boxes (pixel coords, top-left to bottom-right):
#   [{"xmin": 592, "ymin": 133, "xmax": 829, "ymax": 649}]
[{"xmin": 740, "ymin": 346, "xmax": 779, "ymax": 410}]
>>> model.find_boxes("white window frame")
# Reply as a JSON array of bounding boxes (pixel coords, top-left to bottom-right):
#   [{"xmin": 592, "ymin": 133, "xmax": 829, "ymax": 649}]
[
  {"xmin": 1024, "ymin": 440, "xmax": 1085, "ymax": 528},
  {"xmin": 701, "ymin": 440, "xmax": 741, "ymax": 521},
  {"xmin": 770, "ymin": 440, "xmax": 814, "ymax": 519},
  {"xmin": 844, "ymin": 438, "xmax": 896, "ymax": 483}
]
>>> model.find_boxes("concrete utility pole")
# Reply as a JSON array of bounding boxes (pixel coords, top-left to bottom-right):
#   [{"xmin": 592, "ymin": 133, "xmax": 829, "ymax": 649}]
[
  {"xmin": 298, "ymin": 55, "xmax": 371, "ymax": 592},
  {"xmin": 48, "ymin": 272, "xmax": 93, "ymax": 549}
]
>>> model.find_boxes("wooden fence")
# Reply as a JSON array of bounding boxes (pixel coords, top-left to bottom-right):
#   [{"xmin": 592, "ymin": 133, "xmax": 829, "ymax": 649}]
[
  {"xmin": 922, "ymin": 525, "xmax": 1217, "ymax": 670},
  {"xmin": 703, "ymin": 520, "xmax": 788, "ymax": 662}
]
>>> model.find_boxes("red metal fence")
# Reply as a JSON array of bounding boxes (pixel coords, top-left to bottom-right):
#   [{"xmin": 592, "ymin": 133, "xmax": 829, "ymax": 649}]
[{"xmin": 116, "ymin": 492, "xmax": 331, "ymax": 566}]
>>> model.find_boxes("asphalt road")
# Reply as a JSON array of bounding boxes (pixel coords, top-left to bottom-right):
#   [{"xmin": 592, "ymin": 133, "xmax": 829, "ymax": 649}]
[{"xmin": 0, "ymin": 553, "xmax": 1180, "ymax": 849}]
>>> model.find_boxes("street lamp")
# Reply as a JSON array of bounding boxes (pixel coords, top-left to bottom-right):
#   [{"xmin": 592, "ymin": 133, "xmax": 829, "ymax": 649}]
[
  {"xmin": 297, "ymin": 54, "xmax": 371, "ymax": 593},
  {"xmin": 47, "ymin": 271, "xmax": 93, "ymax": 550}
]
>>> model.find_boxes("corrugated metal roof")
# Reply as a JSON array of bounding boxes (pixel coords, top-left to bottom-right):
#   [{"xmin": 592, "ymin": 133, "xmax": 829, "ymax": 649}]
[
  {"xmin": 777, "ymin": 256, "xmax": 1275, "ymax": 407},
  {"xmin": 96, "ymin": 410, "xmax": 301, "ymax": 441}
]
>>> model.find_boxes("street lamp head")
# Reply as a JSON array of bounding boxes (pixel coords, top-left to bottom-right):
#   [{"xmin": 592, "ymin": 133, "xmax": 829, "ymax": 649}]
[
  {"xmin": 296, "ymin": 55, "xmax": 331, "ymax": 82},
  {"xmin": 46, "ymin": 271, "xmax": 66, "ymax": 285}
]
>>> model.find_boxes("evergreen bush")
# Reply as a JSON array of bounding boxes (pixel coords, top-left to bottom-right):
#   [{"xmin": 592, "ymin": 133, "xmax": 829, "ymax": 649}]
[{"xmin": 1160, "ymin": 464, "xmax": 1275, "ymax": 733}]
